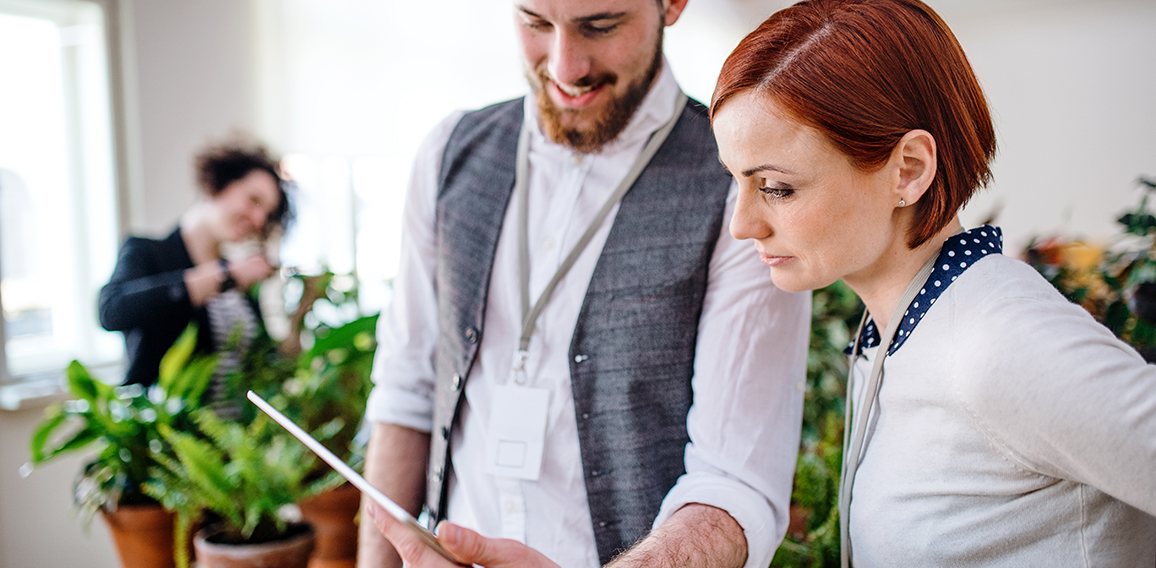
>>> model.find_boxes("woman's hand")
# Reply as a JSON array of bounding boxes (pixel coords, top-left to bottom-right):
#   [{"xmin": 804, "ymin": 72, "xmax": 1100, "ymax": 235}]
[
  {"xmin": 365, "ymin": 503, "xmax": 560, "ymax": 568},
  {"xmin": 226, "ymin": 254, "xmax": 274, "ymax": 289}
]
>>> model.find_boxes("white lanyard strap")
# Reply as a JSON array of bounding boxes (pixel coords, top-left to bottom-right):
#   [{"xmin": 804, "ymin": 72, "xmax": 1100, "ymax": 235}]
[
  {"xmin": 839, "ymin": 252, "xmax": 939, "ymax": 568},
  {"xmin": 515, "ymin": 94, "xmax": 689, "ymax": 353}
]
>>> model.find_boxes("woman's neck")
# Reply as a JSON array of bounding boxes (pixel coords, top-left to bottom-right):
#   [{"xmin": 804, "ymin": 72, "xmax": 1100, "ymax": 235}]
[
  {"xmin": 846, "ymin": 217, "xmax": 963, "ymax": 333},
  {"xmin": 179, "ymin": 202, "xmax": 221, "ymax": 266}
]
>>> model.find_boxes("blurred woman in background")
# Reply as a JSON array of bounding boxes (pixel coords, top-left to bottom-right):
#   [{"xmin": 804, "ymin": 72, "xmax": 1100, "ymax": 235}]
[{"xmin": 99, "ymin": 139, "xmax": 291, "ymax": 403}]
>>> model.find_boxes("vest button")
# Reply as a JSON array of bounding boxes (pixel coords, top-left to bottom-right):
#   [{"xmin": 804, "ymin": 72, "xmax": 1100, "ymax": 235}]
[
  {"xmin": 573, "ymin": 354, "xmax": 588, "ymax": 363},
  {"xmin": 464, "ymin": 326, "xmax": 478, "ymax": 343},
  {"xmin": 440, "ymin": 426, "xmax": 450, "ymax": 440},
  {"xmin": 452, "ymin": 374, "xmax": 463, "ymax": 390},
  {"xmin": 598, "ymin": 521, "xmax": 607, "ymax": 528},
  {"xmin": 581, "ymin": 413, "xmax": 589, "ymax": 420}
]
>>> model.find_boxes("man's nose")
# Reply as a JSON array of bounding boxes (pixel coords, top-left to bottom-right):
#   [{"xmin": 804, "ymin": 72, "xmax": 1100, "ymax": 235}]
[{"xmin": 546, "ymin": 31, "xmax": 592, "ymax": 86}]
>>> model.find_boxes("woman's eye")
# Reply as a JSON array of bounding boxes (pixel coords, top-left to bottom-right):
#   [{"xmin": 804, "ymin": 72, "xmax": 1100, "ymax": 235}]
[{"xmin": 759, "ymin": 185, "xmax": 795, "ymax": 199}]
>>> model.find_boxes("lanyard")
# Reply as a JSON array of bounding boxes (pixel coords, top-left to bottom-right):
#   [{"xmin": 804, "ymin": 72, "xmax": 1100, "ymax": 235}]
[
  {"xmin": 838, "ymin": 252, "xmax": 939, "ymax": 568},
  {"xmin": 511, "ymin": 94, "xmax": 688, "ymax": 378}
]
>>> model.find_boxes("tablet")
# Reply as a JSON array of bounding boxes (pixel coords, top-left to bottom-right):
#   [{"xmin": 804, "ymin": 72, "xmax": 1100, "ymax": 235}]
[{"xmin": 246, "ymin": 390, "xmax": 465, "ymax": 565}]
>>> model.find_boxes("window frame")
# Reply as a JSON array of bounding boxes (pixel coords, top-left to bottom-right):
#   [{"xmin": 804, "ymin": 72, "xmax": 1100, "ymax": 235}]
[{"xmin": 0, "ymin": 0, "xmax": 131, "ymax": 397}]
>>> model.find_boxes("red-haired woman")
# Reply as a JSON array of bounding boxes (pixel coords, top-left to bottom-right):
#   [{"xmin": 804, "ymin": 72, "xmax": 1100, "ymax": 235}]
[
  {"xmin": 711, "ymin": 0, "xmax": 1156, "ymax": 566},
  {"xmin": 99, "ymin": 140, "xmax": 292, "ymax": 400}
]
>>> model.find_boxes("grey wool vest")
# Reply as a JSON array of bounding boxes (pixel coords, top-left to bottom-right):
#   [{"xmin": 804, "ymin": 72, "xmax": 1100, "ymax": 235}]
[{"xmin": 429, "ymin": 97, "xmax": 731, "ymax": 565}]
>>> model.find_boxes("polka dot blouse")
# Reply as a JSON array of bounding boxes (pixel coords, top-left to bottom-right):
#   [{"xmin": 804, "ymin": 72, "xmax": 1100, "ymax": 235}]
[{"xmin": 849, "ymin": 225, "xmax": 1004, "ymax": 356}]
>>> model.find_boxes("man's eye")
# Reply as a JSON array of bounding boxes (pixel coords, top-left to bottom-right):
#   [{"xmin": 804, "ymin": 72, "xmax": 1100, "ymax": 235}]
[
  {"xmin": 584, "ymin": 23, "xmax": 619, "ymax": 35},
  {"xmin": 524, "ymin": 19, "xmax": 552, "ymax": 31}
]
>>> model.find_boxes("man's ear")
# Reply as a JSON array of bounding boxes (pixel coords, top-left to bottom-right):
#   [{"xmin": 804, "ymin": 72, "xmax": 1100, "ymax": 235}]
[
  {"xmin": 893, "ymin": 129, "xmax": 937, "ymax": 207},
  {"xmin": 663, "ymin": 0, "xmax": 690, "ymax": 26}
]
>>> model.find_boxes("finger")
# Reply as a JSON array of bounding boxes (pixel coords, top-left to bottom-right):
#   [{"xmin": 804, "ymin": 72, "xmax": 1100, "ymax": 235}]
[
  {"xmin": 436, "ymin": 522, "xmax": 558, "ymax": 568},
  {"xmin": 367, "ymin": 503, "xmax": 458, "ymax": 568}
]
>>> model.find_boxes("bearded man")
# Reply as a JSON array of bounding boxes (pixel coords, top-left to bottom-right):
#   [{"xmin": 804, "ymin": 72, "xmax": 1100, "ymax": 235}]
[{"xmin": 357, "ymin": 1, "xmax": 810, "ymax": 567}]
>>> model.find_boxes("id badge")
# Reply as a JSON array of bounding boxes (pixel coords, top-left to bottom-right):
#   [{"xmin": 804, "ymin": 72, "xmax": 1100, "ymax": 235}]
[{"xmin": 484, "ymin": 384, "xmax": 549, "ymax": 481}]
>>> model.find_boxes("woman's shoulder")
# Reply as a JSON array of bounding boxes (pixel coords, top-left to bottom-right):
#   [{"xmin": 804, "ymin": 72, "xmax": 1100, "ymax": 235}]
[
  {"xmin": 119, "ymin": 227, "xmax": 185, "ymax": 255},
  {"xmin": 951, "ymin": 254, "xmax": 1068, "ymax": 307},
  {"xmin": 949, "ymin": 253, "xmax": 1129, "ymax": 364}
]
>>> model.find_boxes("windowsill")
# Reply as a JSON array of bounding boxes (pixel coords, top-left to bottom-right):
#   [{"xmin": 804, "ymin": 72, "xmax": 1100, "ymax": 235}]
[{"xmin": 0, "ymin": 362, "xmax": 125, "ymax": 411}]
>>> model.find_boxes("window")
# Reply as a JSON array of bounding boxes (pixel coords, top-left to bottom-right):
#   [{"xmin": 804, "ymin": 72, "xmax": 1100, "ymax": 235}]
[{"xmin": 0, "ymin": 0, "xmax": 122, "ymax": 385}]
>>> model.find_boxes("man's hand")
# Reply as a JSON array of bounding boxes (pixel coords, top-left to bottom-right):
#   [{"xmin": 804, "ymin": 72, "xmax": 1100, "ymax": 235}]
[{"xmin": 365, "ymin": 503, "xmax": 560, "ymax": 568}]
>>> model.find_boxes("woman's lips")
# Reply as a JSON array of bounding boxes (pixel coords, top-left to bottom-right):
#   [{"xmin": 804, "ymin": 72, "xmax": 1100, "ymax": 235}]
[
  {"xmin": 549, "ymin": 81, "xmax": 604, "ymax": 108},
  {"xmin": 760, "ymin": 253, "xmax": 793, "ymax": 267}
]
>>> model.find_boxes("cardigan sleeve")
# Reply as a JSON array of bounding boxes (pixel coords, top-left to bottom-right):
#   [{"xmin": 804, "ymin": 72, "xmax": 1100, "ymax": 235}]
[
  {"xmin": 98, "ymin": 237, "xmax": 194, "ymax": 332},
  {"xmin": 954, "ymin": 270, "xmax": 1156, "ymax": 516}
]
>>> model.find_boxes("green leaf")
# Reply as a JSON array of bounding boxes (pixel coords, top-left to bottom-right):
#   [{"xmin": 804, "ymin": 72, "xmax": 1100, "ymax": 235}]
[
  {"xmin": 159, "ymin": 325, "xmax": 199, "ymax": 392},
  {"xmin": 50, "ymin": 426, "xmax": 103, "ymax": 458},
  {"xmin": 170, "ymin": 355, "xmax": 218, "ymax": 404},
  {"xmin": 28, "ymin": 406, "xmax": 68, "ymax": 463},
  {"xmin": 66, "ymin": 361, "xmax": 100, "ymax": 402},
  {"xmin": 307, "ymin": 315, "xmax": 379, "ymax": 358}
]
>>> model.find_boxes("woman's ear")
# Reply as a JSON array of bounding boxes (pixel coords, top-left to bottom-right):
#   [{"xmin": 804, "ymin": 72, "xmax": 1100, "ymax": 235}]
[{"xmin": 893, "ymin": 129, "xmax": 937, "ymax": 207}]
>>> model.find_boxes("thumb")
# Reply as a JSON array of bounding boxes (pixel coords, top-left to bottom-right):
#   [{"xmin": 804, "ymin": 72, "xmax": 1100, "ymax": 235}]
[{"xmin": 436, "ymin": 522, "xmax": 558, "ymax": 568}]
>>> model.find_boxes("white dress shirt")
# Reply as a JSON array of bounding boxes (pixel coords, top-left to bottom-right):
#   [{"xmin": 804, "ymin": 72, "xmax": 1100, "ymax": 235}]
[{"xmin": 366, "ymin": 62, "xmax": 810, "ymax": 568}]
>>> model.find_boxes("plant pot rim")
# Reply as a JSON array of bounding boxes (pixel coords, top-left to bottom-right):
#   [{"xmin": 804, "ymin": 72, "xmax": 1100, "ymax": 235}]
[{"xmin": 194, "ymin": 522, "xmax": 314, "ymax": 555}]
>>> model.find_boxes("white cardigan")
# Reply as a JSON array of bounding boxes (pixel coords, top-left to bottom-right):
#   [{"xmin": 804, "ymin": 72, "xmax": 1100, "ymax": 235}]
[{"xmin": 848, "ymin": 253, "xmax": 1156, "ymax": 567}]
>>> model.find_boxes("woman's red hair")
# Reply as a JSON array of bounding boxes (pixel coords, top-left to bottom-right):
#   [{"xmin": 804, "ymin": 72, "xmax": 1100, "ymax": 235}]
[{"xmin": 711, "ymin": 0, "xmax": 996, "ymax": 248}]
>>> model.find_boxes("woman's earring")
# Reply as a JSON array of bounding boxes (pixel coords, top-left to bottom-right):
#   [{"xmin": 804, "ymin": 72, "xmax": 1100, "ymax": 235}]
[{"xmin": 898, "ymin": 199, "xmax": 906, "ymax": 207}]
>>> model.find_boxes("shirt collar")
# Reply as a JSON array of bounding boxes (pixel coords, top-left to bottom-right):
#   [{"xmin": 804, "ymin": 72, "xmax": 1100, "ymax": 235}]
[
  {"xmin": 522, "ymin": 57, "xmax": 680, "ymax": 153},
  {"xmin": 848, "ymin": 225, "xmax": 1005, "ymax": 356}
]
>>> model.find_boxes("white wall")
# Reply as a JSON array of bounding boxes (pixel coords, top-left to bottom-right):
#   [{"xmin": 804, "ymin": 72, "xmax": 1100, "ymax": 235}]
[
  {"xmin": 1, "ymin": 1, "xmax": 1153, "ymax": 567},
  {"xmin": 946, "ymin": 0, "xmax": 1156, "ymax": 251},
  {"xmin": 124, "ymin": 0, "xmax": 261, "ymax": 236},
  {"xmin": 0, "ymin": 406, "xmax": 119, "ymax": 568}
]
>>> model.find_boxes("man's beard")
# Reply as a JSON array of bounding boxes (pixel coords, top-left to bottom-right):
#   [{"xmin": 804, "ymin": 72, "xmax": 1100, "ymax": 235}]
[{"xmin": 529, "ymin": 36, "xmax": 664, "ymax": 154}]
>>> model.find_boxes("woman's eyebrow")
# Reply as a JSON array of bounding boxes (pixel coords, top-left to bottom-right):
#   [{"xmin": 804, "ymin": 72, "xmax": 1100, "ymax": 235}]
[{"xmin": 742, "ymin": 164, "xmax": 795, "ymax": 177}]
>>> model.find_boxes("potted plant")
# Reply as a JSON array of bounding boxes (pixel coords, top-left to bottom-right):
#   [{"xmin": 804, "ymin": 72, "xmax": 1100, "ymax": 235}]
[
  {"xmin": 278, "ymin": 271, "xmax": 378, "ymax": 567},
  {"xmin": 25, "ymin": 326, "xmax": 216, "ymax": 568},
  {"xmin": 144, "ymin": 403, "xmax": 342, "ymax": 568}
]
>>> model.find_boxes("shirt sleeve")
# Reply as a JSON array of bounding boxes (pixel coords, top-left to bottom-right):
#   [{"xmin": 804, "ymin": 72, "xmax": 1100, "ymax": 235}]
[
  {"xmin": 98, "ymin": 238, "xmax": 193, "ymax": 332},
  {"xmin": 364, "ymin": 111, "xmax": 465, "ymax": 432},
  {"xmin": 955, "ymin": 262, "xmax": 1156, "ymax": 516},
  {"xmin": 652, "ymin": 179, "xmax": 811, "ymax": 568}
]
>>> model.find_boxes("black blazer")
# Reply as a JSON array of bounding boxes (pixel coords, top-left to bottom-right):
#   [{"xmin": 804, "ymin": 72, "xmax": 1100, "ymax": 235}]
[{"xmin": 98, "ymin": 228, "xmax": 257, "ymax": 386}]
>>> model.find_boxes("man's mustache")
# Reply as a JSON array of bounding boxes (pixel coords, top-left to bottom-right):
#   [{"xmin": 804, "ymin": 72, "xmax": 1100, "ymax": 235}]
[{"xmin": 534, "ymin": 65, "xmax": 618, "ymax": 92}]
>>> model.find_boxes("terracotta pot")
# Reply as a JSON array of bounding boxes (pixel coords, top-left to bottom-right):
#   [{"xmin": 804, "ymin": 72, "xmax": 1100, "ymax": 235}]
[
  {"xmin": 193, "ymin": 523, "xmax": 315, "ymax": 568},
  {"xmin": 102, "ymin": 504, "xmax": 177, "ymax": 568},
  {"xmin": 298, "ymin": 483, "xmax": 360, "ymax": 567}
]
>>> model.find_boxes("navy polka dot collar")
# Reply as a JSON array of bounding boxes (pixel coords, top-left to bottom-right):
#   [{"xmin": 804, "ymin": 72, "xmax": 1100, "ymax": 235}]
[{"xmin": 848, "ymin": 225, "xmax": 1004, "ymax": 356}]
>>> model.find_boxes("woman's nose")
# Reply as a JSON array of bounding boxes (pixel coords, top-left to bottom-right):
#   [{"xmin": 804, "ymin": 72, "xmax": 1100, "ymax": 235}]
[
  {"xmin": 251, "ymin": 207, "xmax": 268, "ymax": 230},
  {"xmin": 729, "ymin": 190, "xmax": 770, "ymax": 241}
]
